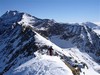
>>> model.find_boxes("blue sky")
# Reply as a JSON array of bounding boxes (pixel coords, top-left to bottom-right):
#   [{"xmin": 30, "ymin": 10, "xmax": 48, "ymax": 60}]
[{"xmin": 0, "ymin": 0, "xmax": 100, "ymax": 23}]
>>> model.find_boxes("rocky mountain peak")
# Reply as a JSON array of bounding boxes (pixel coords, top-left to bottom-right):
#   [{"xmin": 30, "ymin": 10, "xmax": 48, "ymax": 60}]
[{"xmin": 0, "ymin": 11, "xmax": 100, "ymax": 75}]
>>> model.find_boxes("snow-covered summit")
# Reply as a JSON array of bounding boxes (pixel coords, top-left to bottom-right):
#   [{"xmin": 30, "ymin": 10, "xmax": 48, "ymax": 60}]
[{"xmin": 18, "ymin": 13, "xmax": 38, "ymax": 26}]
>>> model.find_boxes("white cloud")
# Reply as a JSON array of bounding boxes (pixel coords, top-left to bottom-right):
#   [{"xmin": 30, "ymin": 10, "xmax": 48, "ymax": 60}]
[{"xmin": 93, "ymin": 22, "xmax": 100, "ymax": 26}]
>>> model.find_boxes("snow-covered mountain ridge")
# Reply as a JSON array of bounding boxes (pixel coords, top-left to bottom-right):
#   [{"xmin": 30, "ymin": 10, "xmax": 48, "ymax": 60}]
[{"xmin": 0, "ymin": 10, "xmax": 100, "ymax": 75}]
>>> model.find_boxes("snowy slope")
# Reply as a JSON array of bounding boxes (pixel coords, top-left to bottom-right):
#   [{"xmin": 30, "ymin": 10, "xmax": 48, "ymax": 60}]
[
  {"xmin": 49, "ymin": 35, "xmax": 100, "ymax": 74},
  {"xmin": 7, "ymin": 31, "xmax": 100, "ymax": 75},
  {"xmin": 50, "ymin": 35, "xmax": 74, "ymax": 48},
  {"xmin": 93, "ymin": 30, "xmax": 100, "ymax": 35},
  {"xmin": 4, "ymin": 30, "xmax": 99, "ymax": 75},
  {"xmin": 63, "ymin": 48, "xmax": 100, "ymax": 75},
  {"xmin": 11, "ymin": 55, "xmax": 73, "ymax": 75}
]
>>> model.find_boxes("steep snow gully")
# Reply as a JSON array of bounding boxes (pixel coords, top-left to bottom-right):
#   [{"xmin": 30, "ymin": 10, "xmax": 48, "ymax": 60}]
[{"xmin": 0, "ymin": 10, "xmax": 100, "ymax": 75}]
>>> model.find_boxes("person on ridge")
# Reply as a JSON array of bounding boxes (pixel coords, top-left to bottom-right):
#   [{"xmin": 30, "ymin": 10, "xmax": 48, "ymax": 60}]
[{"xmin": 48, "ymin": 46, "xmax": 53, "ymax": 56}]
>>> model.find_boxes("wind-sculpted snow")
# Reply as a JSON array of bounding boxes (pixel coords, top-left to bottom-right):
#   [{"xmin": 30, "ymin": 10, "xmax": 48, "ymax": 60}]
[{"xmin": 10, "ymin": 55, "xmax": 73, "ymax": 75}]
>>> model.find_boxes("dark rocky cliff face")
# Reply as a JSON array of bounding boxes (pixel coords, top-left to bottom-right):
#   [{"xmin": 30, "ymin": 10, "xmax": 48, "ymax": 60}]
[{"xmin": 0, "ymin": 23, "xmax": 38, "ymax": 74}]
